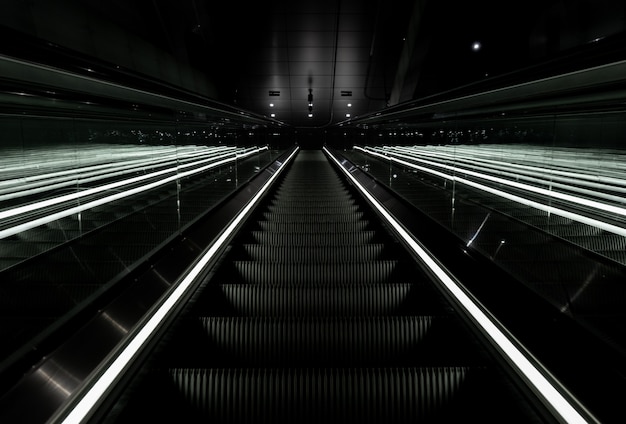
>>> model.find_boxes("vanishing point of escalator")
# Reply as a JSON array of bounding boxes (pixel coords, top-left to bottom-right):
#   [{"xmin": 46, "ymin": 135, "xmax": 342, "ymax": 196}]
[{"xmin": 104, "ymin": 150, "xmax": 545, "ymax": 423}]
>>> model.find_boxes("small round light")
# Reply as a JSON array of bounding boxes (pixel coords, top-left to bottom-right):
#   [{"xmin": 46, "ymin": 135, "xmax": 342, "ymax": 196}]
[{"xmin": 472, "ymin": 41, "xmax": 482, "ymax": 51}]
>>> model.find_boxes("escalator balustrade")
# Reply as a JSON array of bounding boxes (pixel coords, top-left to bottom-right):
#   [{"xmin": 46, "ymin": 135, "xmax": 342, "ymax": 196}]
[{"xmin": 106, "ymin": 150, "xmax": 544, "ymax": 423}]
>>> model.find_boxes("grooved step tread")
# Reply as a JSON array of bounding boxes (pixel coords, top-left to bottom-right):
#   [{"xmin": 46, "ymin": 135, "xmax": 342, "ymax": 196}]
[
  {"xmin": 214, "ymin": 283, "xmax": 420, "ymax": 316},
  {"xmin": 242, "ymin": 244, "xmax": 385, "ymax": 262},
  {"xmin": 168, "ymin": 366, "xmax": 474, "ymax": 423},
  {"xmin": 233, "ymin": 261, "xmax": 398, "ymax": 284},
  {"xmin": 198, "ymin": 316, "xmax": 435, "ymax": 363}
]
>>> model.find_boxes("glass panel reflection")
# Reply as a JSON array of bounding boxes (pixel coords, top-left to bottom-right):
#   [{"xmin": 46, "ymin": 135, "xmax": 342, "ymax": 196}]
[
  {"xmin": 339, "ymin": 111, "xmax": 626, "ymax": 359},
  {"xmin": 0, "ymin": 114, "xmax": 283, "ymax": 366}
]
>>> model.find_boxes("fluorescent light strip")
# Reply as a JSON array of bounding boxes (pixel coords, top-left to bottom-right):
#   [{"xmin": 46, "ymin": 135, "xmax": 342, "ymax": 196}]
[
  {"xmin": 59, "ymin": 146, "xmax": 298, "ymax": 424},
  {"xmin": 385, "ymin": 145, "xmax": 626, "ymax": 197},
  {"xmin": 368, "ymin": 147, "xmax": 626, "ymax": 218},
  {"xmin": 0, "ymin": 146, "xmax": 268, "ymax": 239},
  {"xmin": 0, "ymin": 146, "xmax": 244, "ymax": 205},
  {"xmin": 0, "ymin": 144, "xmax": 217, "ymax": 178},
  {"xmin": 0, "ymin": 146, "xmax": 236, "ymax": 199},
  {"xmin": 324, "ymin": 147, "xmax": 592, "ymax": 424},
  {"xmin": 356, "ymin": 146, "xmax": 626, "ymax": 237}
]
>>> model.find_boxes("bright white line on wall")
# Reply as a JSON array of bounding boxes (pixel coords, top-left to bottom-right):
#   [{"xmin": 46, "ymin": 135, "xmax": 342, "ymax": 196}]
[
  {"xmin": 59, "ymin": 147, "xmax": 299, "ymax": 424},
  {"xmin": 373, "ymin": 146, "xmax": 626, "ymax": 217},
  {"xmin": 0, "ymin": 146, "xmax": 236, "ymax": 201},
  {"xmin": 324, "ymin": 147, "xmax": 594, "ymax": 424},
  {"xmin": 355, "ymin": 146, "xmax": 626, "ymax": 237},
  {"xmin": 0, "ymin": 146, "xmax": 268, "ymax": 240}
]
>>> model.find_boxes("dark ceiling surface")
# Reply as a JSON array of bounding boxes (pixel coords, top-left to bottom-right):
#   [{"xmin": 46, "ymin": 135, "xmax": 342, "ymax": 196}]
[
  {"xmin": 181, "ymin": 0, "xmax": 416, "ymax": 128},
  {"xmin": 31, "ymin": 0, "xmax": 626, "ymax": 128}
]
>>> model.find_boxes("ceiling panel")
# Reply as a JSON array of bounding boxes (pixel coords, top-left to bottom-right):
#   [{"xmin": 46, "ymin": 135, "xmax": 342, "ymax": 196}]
[
  {"xmin": 183, "ymin": 0, "xmax": 414, "ymax": 127},
  {"xmin": 287, "ymin": 31, "xmax": 337, "ymax": 47},
  {"xmin": 285, "ymin": 14, "xmax": 339, "ymax": 32},
  {"xmin": 246, "ymin": 62, "xmax": 292, "ymax": 76},
  {"xmin": 288, "ymin": 61, "xmax": 335, "ymax": 77},
  {"xmin": 286, "ymin": 47, "xmax": 336, "ymax": 63},
  {"xmin": 334, "ymin": 61, "xmax": 369, "ymax": 76},
  {"xmin": 336, "ymin": 47, "xmax": 371, "ymax": 62},
  {"xmin": 338, "ymin": 32, "xmax": 374, "ymax": 48}
]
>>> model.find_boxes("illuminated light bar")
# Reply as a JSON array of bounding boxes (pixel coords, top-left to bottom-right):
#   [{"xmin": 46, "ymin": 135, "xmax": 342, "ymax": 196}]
[
  {"xmin": 324, "ymin": 147, "xmax": 594, "ymax": 424},
  {"xmin": 355, "ymin": 146, "xmax": 626, "ymax": 237},
  {"xmin": 367, "ymin": 146, "xmax": 626, "ymax": 218},
  {"xmin": 381, "ymin": 145, "xmax": 626, "ymax": 204},
  {"xmin": 0, "ymin": 146, "xmax": 268, "ymax": 239},
  {"xmin": 0, "ymin": 145, "xmax": 236, "ymax": 203},
  {"xmin": 58, "ymin": 146, "xmax": 299, "ymax": 424}
]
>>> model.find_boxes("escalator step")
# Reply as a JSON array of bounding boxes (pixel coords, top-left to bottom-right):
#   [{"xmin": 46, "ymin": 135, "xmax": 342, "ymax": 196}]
[
  {"xmin": 233, "ymin": 261, "xmax": 398, "ymax": 284},
  {"xmin": 250, "ymin": 231, "xmax": 377, "ymax": 246},
  {"xmin": 268, "ymin": 199, "xmax": 356, "ymax": 207},
  {"xmin": 242, "ymin": 244, "xmax": 385, "ymax": 262},
  {"xmin": 262, "ymin": 212, "xmax": 365, "ymax": 223},
  {"xmin": 256, "ymin": 220, "xmax": 370, "ymax": 233},
  {"xmin": 265, "ymin": 205, "xmax": 361, "ymax": 215},
  {"xmin": 216, "ymin": 283, "xmax": 415, "ymax": 316},
  {"xmin": 168, "ymin": 366, "xmax": 472, "ymax": 423},
  {"xmin": 198, "ymin": 316, "xmax": 434, "ymax": 364}
]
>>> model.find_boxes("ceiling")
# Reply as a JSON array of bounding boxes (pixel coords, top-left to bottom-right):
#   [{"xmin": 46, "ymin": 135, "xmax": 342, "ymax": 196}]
[
  {"xmin": 182, "ymin": 0, "xmax": 416, "ymax": 128},
  {"xmin": 16, "ymin": 0, "xmax": 626, "ymax": 128}
]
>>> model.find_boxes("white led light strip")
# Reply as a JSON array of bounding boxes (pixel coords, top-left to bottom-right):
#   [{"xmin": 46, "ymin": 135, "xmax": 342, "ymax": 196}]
[
  {"xmin": 0, "ymin": 145, "xmax": 236, "ymax": 201},
  {"xmin": 376, "ymin": 145, "xmax": 626, "ymax": 212},
  {"xmin": 0, "ymin": 146, "xmax": 268, "ymax": 239},
  {"xmin": 59, "ymin": 146, "xmax": 299, "ymax": 424},
  {"xmin": 324, "ymin": 147, "xmax": 595, "ymax": 424},
  {"xmin": 355, "ymin": 146, "xmax": 626, "ymax": 237}
]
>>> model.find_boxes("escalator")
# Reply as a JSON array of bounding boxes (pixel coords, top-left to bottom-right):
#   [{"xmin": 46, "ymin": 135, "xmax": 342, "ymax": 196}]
[
  {"xmin": 0, "ymin": 150, "xmax": 268, "ymax": 393},
  {"xmin": 103, "ymin": 150, "xmax": 547, "ymax": 423}
]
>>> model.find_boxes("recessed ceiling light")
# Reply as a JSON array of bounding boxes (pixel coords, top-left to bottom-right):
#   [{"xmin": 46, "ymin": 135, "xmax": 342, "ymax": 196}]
[
  {"xmin": 347, "ymin": 103, "xmax": 352, "ymax": 107},
  {"xmin": 269, "ymin": 103, "xmax": 274, "ymax": 107}
]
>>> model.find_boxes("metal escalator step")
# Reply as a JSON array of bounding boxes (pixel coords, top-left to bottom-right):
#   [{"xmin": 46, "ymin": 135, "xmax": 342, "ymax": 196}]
[
  {"xmin": 198, "ymin": 316, "xmax": 434, "ymax": 364},
  {"xmin": 242, "ymin": 244, "xmax": 385, "ymax": 262},
  {"xmin": 268, "ymin": 199, "xmax": 356, "ymax": 207},
  {"xmin": 275, "ymin": 185, "xmax": 349, "ymax": 193},
  {"xmin": 250, "ymin": 231, "xmax": 376, "ymax": 246},
  {"xmin": 261, "ymin": 211, "xmax": 365, "ymax": 222},
  {"xmin": 218, "ymin": 283, "xmax": 414, "ymax": 316},
  {"xmin": 168, "ymin": 367, "xmax": 472, "ymax": 423},
  {"xmin": 233, "ymin": 261, "xmax": 398, "ymax": 284},
  {"xmin": 256, "ymin": 220, "xmax": 370, "ymax": 233},
  {"xmin": 265, "ymin": 205, "xmax": 360, "ymax": 215}
]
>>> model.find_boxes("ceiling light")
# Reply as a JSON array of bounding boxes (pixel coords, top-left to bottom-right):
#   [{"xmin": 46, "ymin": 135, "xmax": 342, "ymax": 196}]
[
  {"xmin": 347, "ymin": 103, "xmax": 352, "ymax": 107},
  {"xmin": 308, "ymin": 113, "xmax": 313, "ymax": 118},
  {"xmin": 269, "ymin": 103, "xmax": 274, "ymax": 107},
  {"xmin": 346, "ymin": 113, "xmax": 351, "ymax": 118},
  {"xmin": 270, "ymin": 113, "xmax": 275, "ymax": 118}
]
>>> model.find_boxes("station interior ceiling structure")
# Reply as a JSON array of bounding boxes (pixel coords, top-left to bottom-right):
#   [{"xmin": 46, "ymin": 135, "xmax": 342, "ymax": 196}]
[
  {"xmin": 93, "ymin": 0, "xmax": 626, "ymax": 127},
  {"xmin": 3, "ymin": 0, "xmax": 625, "ymax": 127}
]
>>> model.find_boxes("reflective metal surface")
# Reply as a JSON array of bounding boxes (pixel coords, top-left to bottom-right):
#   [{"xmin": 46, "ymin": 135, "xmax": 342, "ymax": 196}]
[
  {"xmin": 335, "ymin": 146, "xmax": 626, "ymax": 423},
  {"xmin": 0, "ymin": 146, "xmax": 297, "ymax": 423}
]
